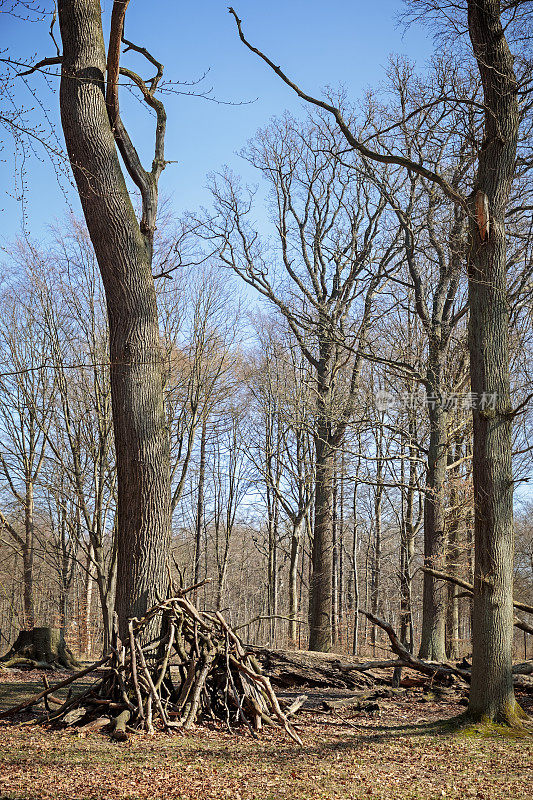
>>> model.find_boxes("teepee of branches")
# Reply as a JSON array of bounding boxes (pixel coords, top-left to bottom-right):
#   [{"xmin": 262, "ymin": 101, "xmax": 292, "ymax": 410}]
[{"xmin": 0, "ymin": 584, "xmax": 303, "ymax": 744}]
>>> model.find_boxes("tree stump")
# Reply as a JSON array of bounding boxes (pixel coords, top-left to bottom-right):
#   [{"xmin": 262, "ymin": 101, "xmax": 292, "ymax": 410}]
[{"xmin": 0, "ymin": 627, "xmax": 80, "ymax": 669}]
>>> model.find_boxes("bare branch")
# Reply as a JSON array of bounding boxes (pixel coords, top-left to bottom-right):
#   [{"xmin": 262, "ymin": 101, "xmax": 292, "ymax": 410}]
[{"xmin": 228, "ymin": 7, "xmax": 468, "ymax": 210}]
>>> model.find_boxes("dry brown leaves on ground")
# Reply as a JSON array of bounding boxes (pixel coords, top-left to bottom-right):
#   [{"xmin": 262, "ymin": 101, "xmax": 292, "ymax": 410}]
[{"xmin": 0, "ymin": 675, "xmax": 531, "ymax": 800}]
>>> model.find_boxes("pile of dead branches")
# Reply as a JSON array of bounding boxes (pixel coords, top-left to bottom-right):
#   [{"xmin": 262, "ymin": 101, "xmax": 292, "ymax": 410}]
[{"xmin": 0, "ymin": 589, "xmax": 303, "ymax": 744}]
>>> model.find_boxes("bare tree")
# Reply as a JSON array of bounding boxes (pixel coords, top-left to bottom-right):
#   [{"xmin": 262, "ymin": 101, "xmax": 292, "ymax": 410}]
[
  {"xmin": 0, "ymin": 274, "xmax": 55, "ymax": 629},
  {"xmin": 247, "ymin": 319, "xmax": 315, "ymax": 643},
  {"xmin": 201, "ymin": 115, "xmax": 401, "ymax": 650},
  {"xmin": 57, "ymin": 0, "xmax": 171, "ymax": 638}
]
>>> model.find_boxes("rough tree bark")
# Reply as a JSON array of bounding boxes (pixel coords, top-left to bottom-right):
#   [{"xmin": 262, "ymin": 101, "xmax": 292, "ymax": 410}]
[
  {"xmin": 310, "ymin": 434, "xmax": 335, "ymax": 651},
  {"xmin": 308, "ymin": 345, "xmax": 335, "ymax": 651},
  {"xmin": 466, "ymin": 0, "xmax": 522, "ymax": 726},
  {"xmin": 22, "ymin": 481, "xmax": 35, "ymax": 629},
  {"xmin": 58, "ymin": 0, "xmax": 171, "ymax": 640},
  {"xmin": 419, "ymin": 395, "xmax": 448, "ymax": 660},
  {"xmin": 193, "ymin": 413, "xmax": 207, "ymax": 605}
]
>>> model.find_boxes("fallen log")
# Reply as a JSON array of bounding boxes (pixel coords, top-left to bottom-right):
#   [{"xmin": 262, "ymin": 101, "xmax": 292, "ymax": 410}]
[
  {"xmin": 321, "ymin": 687, "xmax": 402, "ymax": 712},
  {"xmin": 360, "ymin": 610, "xmax": 533, "ymax": 689},
  {"xmin": 112, "ymin": 709, "xmax": 131, "ymax": 742},
  {"xmin": 359, "ymin": 610, "xmax": 470, "ymax": 683},
  {"xmin": 249, "ymin": 648, "xmax": 384, "ymax": 689},
  {"xmin": 512, "ymin": 661, "xmax": 533, "ymax": 676}
]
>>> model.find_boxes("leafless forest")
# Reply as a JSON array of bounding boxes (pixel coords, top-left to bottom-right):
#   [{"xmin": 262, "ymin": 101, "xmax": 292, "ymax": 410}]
[
  {"xmin": 0, "ymin": 2, "xmax": 532, "ymax": 778},
  {"xmin": 0, "ymin": 191, "xmax": 531, "ymax": 662}
]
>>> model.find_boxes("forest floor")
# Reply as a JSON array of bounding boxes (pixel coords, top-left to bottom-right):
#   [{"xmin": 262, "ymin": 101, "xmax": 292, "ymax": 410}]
[{"xmin": 0, "ymin": 667, "xmax": 532, "ymax": 800}]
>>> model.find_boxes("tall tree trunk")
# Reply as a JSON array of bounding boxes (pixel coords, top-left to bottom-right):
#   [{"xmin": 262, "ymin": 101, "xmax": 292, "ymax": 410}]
[
  {"xmin": 338, "ymin": 463, "xmax": 344, "ymax": 646},
  {"xmin": 331, "ymin": 459, "xmax": 338, "ymax": 646},
  {"xmin": 309, "ymin": 429, "xmax": 334, "ymax": 651},
  {"xmin": 288, "ymin": 516, "xmax": 304, "ymax": 643},
  {"xmin": 92, "ymin": 529, "xmax": 116, "ymax": 654},
  {"xmin": 446, "ymin": 537, "xmax": 460, "ymax": 660},
  {"xmin": 419, "ymin": 396, "xmax": 448, "ymax": 661},
  {"xmin": 370, "ymin": 483, "xmax": 382, "ymax": 655},
  {"xmin": 193, "ymin": 415, "xmax": 207, "ymax": 604},
  {"xmin": 216, "ymin": 555, "xmax": 228, "ymax": 611},
  {"xmin": 400, "ymin": 431, "xmax": 416, "ymax": 652},
  {"xmin": 446, "ymin": 442, "xmax": 462, "ymax": 660},
  {"xmin": 351, "ymin": 481, "xmax": 359, "ymax": 656},
  {"xmin": 58, "ymin": 0, "xmax": 171, "ymax": 642},
  {"xmin": 466, "ymin": 0, "xmax": 522, "ymax": 726},
  {"xmin": 81, "ymin": 542, "xmax": 94, "ymax": 656},
  {"xmin": 370, "ymin": 429, "xmax": 384, "ymax": 655},
  {"xmin": 22, "ymin": 480, "xmax": 35, "ymax": 629},
  {"xmin": 268, "ymin": 490, "xmax": 279, "ymax": 643}
]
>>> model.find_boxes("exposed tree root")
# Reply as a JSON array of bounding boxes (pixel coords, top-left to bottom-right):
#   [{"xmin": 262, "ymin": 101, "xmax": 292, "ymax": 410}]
[{"xmin": 0, "ymin": 628, "xmax": 80, "ymax": 670}]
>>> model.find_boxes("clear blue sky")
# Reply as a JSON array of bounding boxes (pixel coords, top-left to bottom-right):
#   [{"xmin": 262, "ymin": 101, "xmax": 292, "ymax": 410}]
[{"xmin": 1, "ymin": 0, "xmax": 434, "ymax": 240}]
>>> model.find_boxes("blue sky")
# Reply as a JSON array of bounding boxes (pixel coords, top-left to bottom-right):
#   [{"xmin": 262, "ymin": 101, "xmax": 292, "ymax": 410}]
[
  {"xmin": 1, "ymin": 2, "xmax": 532, "ymax": 503},
  {"xmin": 1, "ymin": 0, "xmax": 435, "ymax": 240}
]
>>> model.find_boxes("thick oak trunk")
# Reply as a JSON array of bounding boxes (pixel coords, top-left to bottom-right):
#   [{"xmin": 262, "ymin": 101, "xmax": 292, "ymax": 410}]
[
  {"xmin": 466, "ymin": 0, "xmax": 522, "ymax": 724},
  {"xmin": 58, "ymin": 0, "xmax": 171, "ymax": 641}
]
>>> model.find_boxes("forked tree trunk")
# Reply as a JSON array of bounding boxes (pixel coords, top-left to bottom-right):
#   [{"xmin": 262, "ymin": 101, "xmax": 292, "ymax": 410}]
[
  {"xmin": 58, "ymin": 0, "xmax": 171, "ymax": 642},
  {"xmin": 466, "ymin": 0, "xmax": 522, "ymax": 725}
]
